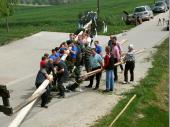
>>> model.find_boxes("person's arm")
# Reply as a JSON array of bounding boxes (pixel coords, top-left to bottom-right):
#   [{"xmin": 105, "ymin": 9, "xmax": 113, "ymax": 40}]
[
  {"xmin": 98, "ymin": 55, "xmax": 104, "ymax": 69},
  {"xmin": 70, "ymin": 46, "xmax": 77, "ymax": 54},
  {"xmin": 57, "ymin": 68, "xmax": 64, "ymax": 74},
  {"xmin": 45, "ymin": 74, "xmax": 53, "ymax": 82},
  {"xmin": 42, "ymin": 69, "xmax": 53, "ymax": 82}
]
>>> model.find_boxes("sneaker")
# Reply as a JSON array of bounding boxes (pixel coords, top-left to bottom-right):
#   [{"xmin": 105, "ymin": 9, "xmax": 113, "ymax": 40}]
[
  {"xmin": 93, "ymin": 87, "xmax": 99, "ymax": 90},
  {"xmin": 130, "ymin": 81, "xmax": 137, "ymax": 85},
  {"xmin": 41, "ymin": 105, "xmax": 48, "ymax": 108},
  {"xmin": 122, "ymin": 81, "xmax": 127, "ymax": 84},
  {"xmin": 85, "ymin": 85, "xmax": 92, "ymax": 88},
  {"xmin": 103, "ymin": 89, "xmax": 110, "ymax": 92}
]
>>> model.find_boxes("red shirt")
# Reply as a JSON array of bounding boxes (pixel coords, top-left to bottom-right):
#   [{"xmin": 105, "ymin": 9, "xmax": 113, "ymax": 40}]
[{"xmin": 104, "ymin": 54, "xmax": 110, "ymax": 69}]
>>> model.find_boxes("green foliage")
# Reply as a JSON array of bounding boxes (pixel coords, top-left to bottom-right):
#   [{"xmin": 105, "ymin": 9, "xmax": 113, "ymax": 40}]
[
  {"xmin": 0, "ymin": 0, "xmax": 17, "ymax": 32},
  {"xmin": 92, "ymin": 39, "xmax": 169, "ymax": 127},
  {"xmin": 0, "ymin": 0, "xmax": 17, "ymax": 17}
]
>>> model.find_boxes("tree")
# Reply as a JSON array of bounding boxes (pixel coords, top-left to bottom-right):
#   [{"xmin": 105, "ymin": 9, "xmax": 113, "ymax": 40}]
[{"xmin": 0, "ymin": 0, "xmax": 17, "ymax": 32}]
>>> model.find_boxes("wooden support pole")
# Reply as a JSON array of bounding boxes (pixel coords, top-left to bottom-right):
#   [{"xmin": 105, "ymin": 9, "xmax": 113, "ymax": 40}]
[
  {"xmin": 108, "ymin": 94, "xmax": 136, "ymax": 127},
  {"xmin": 116, "ymin": 49, "xmax": 145, "ymax": 66},
  {"xmin": 13, "ymin": 89, "xmax": 46, "ymax": 114},
  {"xmin": 75, "ymin": 20, "xmax": 92, "ymax": 41},
  {"xmin": 8, "ymin": 75, "xmax": 53, "ymax": 127}
]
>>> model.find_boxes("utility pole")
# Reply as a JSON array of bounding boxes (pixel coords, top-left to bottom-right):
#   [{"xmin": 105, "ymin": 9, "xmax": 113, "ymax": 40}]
[{"xmin": 97, "ymin": 0, "xmax": 100, "ymax": 17}]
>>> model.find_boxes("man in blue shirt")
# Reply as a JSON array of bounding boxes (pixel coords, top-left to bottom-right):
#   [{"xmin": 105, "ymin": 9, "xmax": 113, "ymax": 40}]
[
  {"xmin": 85, "ymin": 48, "xmax": 103, "ymax": 90},
  {"xmin": 49, "ymin": 49, "xmax": 57, "ymax": 61},
  {"xmin": 94, "ymin": 40, "xmax": 103, "ymax": 57},
  {"xmin": 69, "ymin": 42, "xmax": 78, "ymax": 63}
]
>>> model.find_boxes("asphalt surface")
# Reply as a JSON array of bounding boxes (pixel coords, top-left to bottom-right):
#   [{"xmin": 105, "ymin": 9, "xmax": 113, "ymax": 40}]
[{"xmin": 0, "ymin": 12, "xmax": 169, "ymax": 127}]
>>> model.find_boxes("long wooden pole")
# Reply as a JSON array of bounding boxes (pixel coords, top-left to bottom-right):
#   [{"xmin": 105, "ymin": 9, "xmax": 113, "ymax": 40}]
[
  {"xmin": 116, "ymin": 49, "xmax": 145, "ymax": 66},
  {"xmin": 8, "ymin": 75, "xmax": 53, "ymax": 127},
  {"xmin": 74, "ymin": 20, "xmax": 92, "ymax": 41},
  {"xmin": 108, "ymin": 94, "xmax": 136, "ymax": 127},
  {"xmin": 119, "ymin": 39, "xmax": 128, "ymax": 45},
  {"xmin": 13, "ymin": 89, "xmax": 46, "ymax": 114}
]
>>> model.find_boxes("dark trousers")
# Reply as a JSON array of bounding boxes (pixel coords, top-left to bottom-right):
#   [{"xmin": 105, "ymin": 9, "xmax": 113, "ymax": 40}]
[
  {"xmin": 119, "ymin": 64, "xmax": 124, "ymax": 71},
  {"xmin": 57, "ymin": 77, "xmax": 65, "ymax": 96},
  {"xmin": 114, "ymin": 58, "xmax": 118, "ymax": 81},
  {"xmin": 35, "ymin": 83, "xmax": 48, "ymax": 107},
  {"xmin": 89, "ymin": 66, "xmax": 102, "ymax": 88},
  {"xmin": 124, "ymin": 61, "xmax": 135, "ymax": 82}
]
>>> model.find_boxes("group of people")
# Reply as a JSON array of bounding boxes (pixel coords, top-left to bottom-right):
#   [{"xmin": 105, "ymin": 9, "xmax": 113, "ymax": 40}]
[{"xmin": 35, "ymin": 31, "xmax": 136, "ymax": 108}]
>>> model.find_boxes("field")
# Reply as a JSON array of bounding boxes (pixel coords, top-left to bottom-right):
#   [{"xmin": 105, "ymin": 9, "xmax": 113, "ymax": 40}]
[
  {"xmin": 0, "ymin": 0, "xmax": 154, "ymax": 45},
  {"xmin": 92, "ymin": 38, "xmax": 169, "ymax": 127}
]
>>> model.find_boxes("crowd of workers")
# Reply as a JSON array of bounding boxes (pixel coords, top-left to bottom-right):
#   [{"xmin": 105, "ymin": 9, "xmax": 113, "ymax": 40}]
[{"xmin": 35, "ymin": 31, "xmax": 135, "ymax": 108}]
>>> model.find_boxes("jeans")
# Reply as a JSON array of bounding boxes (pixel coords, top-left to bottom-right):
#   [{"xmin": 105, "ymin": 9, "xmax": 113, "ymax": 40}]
[{"xmin": 106, "ymin": 70, "xmax": 114, "ymax": 91}]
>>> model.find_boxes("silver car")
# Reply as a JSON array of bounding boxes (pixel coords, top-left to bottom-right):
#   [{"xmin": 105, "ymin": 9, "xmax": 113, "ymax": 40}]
[
  {"xmin": 133, "ymin": 5, "xmax": 154, "ymax": 21},
  {"xmin": 153, "ymin": 1, "xmax": 168, "ymax": 13}
]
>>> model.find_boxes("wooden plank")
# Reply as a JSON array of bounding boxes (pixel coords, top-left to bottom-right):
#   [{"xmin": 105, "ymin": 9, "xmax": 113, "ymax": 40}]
[
  {"xmin": 8, "ymin": 75, "xmax": 53, "ymax": 127},
  {"xmin": 13, "ymin": 89, "xmax": 46, "ymax": 114},
  {"xmin": 108, "ymin": 95, "xmax": 136, "ymax": 127}
]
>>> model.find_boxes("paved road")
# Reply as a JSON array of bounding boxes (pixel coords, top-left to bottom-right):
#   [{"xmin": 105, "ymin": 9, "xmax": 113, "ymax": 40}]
[{"xmin": 0, "ymin": 12, "xmax": 169, "ymax": 127}]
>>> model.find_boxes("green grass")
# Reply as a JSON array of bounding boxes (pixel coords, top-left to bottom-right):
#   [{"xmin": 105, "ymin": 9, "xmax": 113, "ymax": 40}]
[
  {"xmin": 0, "ymin": 0, "xmax": 154, "ymax": 45},
  {"xmin": 92, "ymin": 38, "xmax": 169, "ymax": 127}
]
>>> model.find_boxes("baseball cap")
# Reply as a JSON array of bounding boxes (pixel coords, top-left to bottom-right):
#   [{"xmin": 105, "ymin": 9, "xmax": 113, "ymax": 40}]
[{"xmin": 40, "ymin": 60, "xmax": 46, "ymax": 68}]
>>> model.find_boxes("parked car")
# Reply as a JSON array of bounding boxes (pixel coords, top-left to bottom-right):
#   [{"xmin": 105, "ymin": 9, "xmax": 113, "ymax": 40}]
[
  {"xmin": 133, "ymin": 5, "xmax": 154, "ymax": 21},
  {"xmin": 153, "ymin": 1, "xmax": 168, "ymax": 13},
  {"xmin": 122, "ymin": 11, "xmax": 142, "ymax": 25},
  {"xmin": 158, "ymin": 0, "xmax": 169, "ymax": 9}
]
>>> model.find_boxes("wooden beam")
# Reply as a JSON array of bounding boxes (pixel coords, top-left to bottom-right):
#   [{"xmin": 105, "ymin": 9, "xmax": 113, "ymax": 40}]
[
  {"xmin": 108, "ymin": 94, "xmax": 136, "ymax": 127},
  {"xmin": 8, "ymin": 75, "xmax": 53, "ymax": 127},
  {"xmin": 13, "ymin": 89, "xmax": 46, "ymax": 114}
]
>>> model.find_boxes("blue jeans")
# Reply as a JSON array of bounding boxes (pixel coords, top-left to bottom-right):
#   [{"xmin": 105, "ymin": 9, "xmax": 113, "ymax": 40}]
[{"xmin": 106, "ymin": 70, "xmax": 114, "ymax": 90}]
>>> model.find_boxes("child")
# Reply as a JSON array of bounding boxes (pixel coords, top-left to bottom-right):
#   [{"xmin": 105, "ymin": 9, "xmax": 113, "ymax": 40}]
[
  {"xmin": 123, "ymin": 44, "xmax": 135, "ymax": 84},
  {"xmin": 104, "ymin": 46, "xmax": 114, "ymax": 92}
]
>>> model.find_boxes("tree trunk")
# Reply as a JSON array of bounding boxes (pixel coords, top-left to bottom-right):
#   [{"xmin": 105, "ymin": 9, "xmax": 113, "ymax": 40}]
[{"xmin": 6, "ymin": 17, "xmax": 9, "ymax": 32}]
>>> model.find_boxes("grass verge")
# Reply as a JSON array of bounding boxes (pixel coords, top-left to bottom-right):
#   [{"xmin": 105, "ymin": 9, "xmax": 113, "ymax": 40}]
[{"xmin": 91, "ymin": 38, "xmax": 169, "ymax": 127}]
